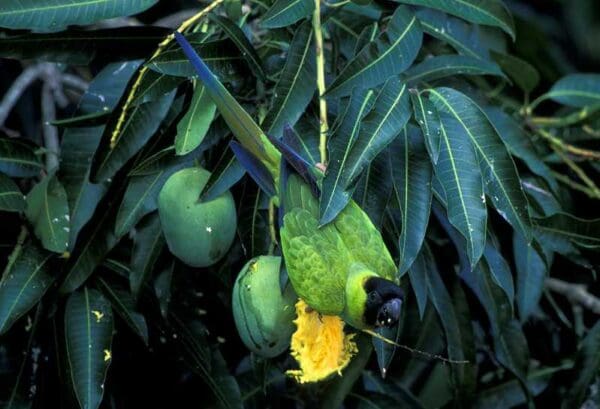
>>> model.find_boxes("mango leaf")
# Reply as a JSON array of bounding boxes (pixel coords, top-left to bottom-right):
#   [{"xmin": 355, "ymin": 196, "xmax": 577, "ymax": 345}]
[
  {"xmin": 320, "ymin": 88, "xmax": 376, "ymax": 225},
  {"xmin": 533, "ymin": 213, "xmax": 600, "ymax": 249},
  {"xmin": 210, "ymin": 14, "xmax": 266, "ymax": 81},
  {"xmin": 96, "ymin": 277, "xmax": 149, "ymax": 345},
  {"xmin": 353, "ymin": 150, "xmax": 393, "ymax": 228},
  {"xmin": 0, "ymin": 0, "xmax": 158, "ymax": 32},
  {"xmin": 490, "ymin": 51, "xmax": 540, "ymax": 93},
  {"xmin": 410, "ymin": 91, "xmax": 441, "ymax": 164},
  {"xmin": 390, "ymin": 126, "xmax": 432, "ymax": 274},
  {"xmin": 174, "ymin": 32, "xmax": 279, "ymax": 173},
  {"xmin": 0, "ymin": 27, "xmax": 168, "ymax": 64},
  {"xmin": 394, "ymin": 0, "xmax": 515, "ymax": 40},
  {"xmin": 483, "ymin": 237, "xmax": 515, "ymax": 306},
  {"xmin": 429, "ymin": 99, "xmax": 486, "ymax": 266},
  {"xmin": 404, "ymin": 54, "xmax": 504, "ymax": 84},
  {"xmin": 562, "ymin": 321, "xmax": 600, "ymax": 408},
  {"xmin": 513, "ymin": 231, "xmax": 546, "ymax": 322},
  {"xmin": 147, "ymin": 40, "xmax": 244, "ymax": 79},
  {"xmin": 416, "ymin": 9, "xmax": 488, "ymax": 59},
  {"xmin": 421, "ymin": 245, "xmax": 468, "ymax": 384},
  {"xmin": 90, "ymin": 91, "xmax": 174, "ymax": 183},
  {"xmin": 64, "ymin": 287, "xmax": 114, "ymax": 409},
  {"xmin": 493, "ymin": 320, "xmax": 532, "ymax": 401},
  {"xmin": 0, "ymin": 138, "xmax": 43, "ymax": 178},
  {"xmin": 130, "ymin": 212, "xmax": 164, "ymax": 299},
  {"xmin": 261, "ymin": 0, "xmax": 314, "ymax": 29},
  {"xmin": 114, "ymin": 166, "xmax": 182, "ymax": 237},
  {"xmin": 0, "ymin": 173, "xmax": 25, "ymax": 212},
  {"xmin": 200, "ymin": 148, "xmax": 245, "ymax": 202},
  {"xmin": 406, "ymin": 248, "xmax": 428, "ymax": 319},
  {"xmin": 373, "ymin": 324, "xmax": 401, "ymax": 378},
  {"xmin": 262, "ymin": 21, "xmax": 316, "ymax": 137},
  {"xmin": 60, "ymin": 202, "xmax": 120, "ymax": 294},
  {"xmin": 531, "ymin": 73, "xmax": 600, "ymax": 109},
  {"xmin": 0, "ymin": 243, "xmax": 54, "ymax": 335},
  {"xmin": 326, "ymin": 6, "xmax": 422, "ymax": 97},
  {"xmin": 344, "ymin": 78, "xmax": 411, "ymax": 190},
  {"xmin": 484, "ymin": 107, "xmax": 559, "ymax": 194},
  {"xmin": 25, "ymin": 173, "xmax": 70, "ymax": 253},
  {"xmin": 175, "ymin": 82, "xmax": 216, "ymax": 155},
  {"xmin": 429, "ymin": 88, "xmax": 532, "ymax": 242},
  {"xmin": 131, "ymin": 70, "xmax": 184, "ymax": 105}
]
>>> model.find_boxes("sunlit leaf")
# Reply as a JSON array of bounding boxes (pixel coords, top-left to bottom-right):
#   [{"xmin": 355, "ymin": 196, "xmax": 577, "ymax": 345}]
[
  {"xmin": 410, "ymin": 91, "xmax": 441, "ymax": 164},
  {"xmin": 175, "ymin": 83, "xmax": 216, "ymax": 156}
]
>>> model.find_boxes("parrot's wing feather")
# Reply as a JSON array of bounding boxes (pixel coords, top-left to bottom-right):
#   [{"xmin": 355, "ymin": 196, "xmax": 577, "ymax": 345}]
[{"xmin": 334, "ymin": 202, "xmax": 397, "ymax": 281}]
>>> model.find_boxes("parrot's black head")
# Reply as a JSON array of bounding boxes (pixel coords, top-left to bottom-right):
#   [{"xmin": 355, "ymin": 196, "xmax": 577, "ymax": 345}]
[{"xmin": 364, "ymin": 277, "xmax": 404, "ymax": 328}]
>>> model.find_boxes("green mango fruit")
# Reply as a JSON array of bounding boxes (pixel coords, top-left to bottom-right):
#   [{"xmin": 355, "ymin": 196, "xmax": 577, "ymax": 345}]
[
  {"xmin": 232, "ymin": 256, "xmax": 297, "ymax": 358},
  {"xmin": 158, "ymin": 167, "xmax": 236, "ymax": 267}
]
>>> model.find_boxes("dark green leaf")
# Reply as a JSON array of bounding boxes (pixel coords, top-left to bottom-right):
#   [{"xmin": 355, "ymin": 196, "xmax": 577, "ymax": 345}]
[
  {"xmin": 0, "ymin": 243, "xmax": 54, "ymax": 335},
  {"xmin": 130, "ymin": 212, "xmax": 164, "ymax": 300},
  {"xmin": 261, "ymin": 0, "xmax": 314, "ymax": 29},
  {"xmin": 373, "ymin": 324, "xmax": 401, "ymax": 377},
  {"xmin": 25, "ymin": 174, "xmax": 70, "ymax": 253},
  {"xmin": 327, "ymin": 6, "xmax": 422, "ymax": 97},
  {"xmin": 320, "ymin": 87, "xmax": 376, "ymax": 225},
  {"xmin": 0, "ymin": 172, "xmax": 25, "ymax": 212},
  {"xmin": 64, "ymin": 287, "xmax": 114, "ymax": 409},
  {"xmin": 262, "ymin": 22, "xmax": 316, "ymax": 137},
  {"xmin": 429, "ymin": 88, "xmax": 532, "ymax": 242},
  {"xmin": 60, "ymin": 203, "xmax": 120, "ymax": 294},
  {"xmin": 395, "ymin": 0, "xmax": 515, "ymax": 40},
  {"xmin": 147, "ymin": 40, "xmax": 244, "ymax": 79},
  {"xmin": 416, "ymin": 9, "xmax": 489, "ymax": 59},
  {"xmin": 90, "ymin": 92, "xmax": 174, "ymax": 183},
  {"xmin": 563, "ymin": 321, "xmax": 600, "ymax": 408},
  {"xmin": 406, "ymin": 247, "xmax": 428, "ymax": 319},
  {"xmin": 494, "ymin": 320, "xmax": 531, "ymax": 399},
  {"xmin": 0, "ymin": 0, "xmax": 158, "ymax": 31},
  {"xmin": 490, "ymin": 51, "xmax": 540, "ymax": 93},
  {"xmin": 513, "ymin": 231, "xmax": 546, "ymax": 321},
  {"xmin": 532, "ymin": 74, "xmax": 600, "ymax": 109},
  {"xmin": 131, "ymin": 70, "xmax": 184, "ymax": 105},
  {"xmin": 422, "ymin": 246, "xmax": 468, "ymax": 383},
  {"xmin": 534, "ymin": 213, "xmax": 600, "ymax": 249},
  {"xmin": 429, "ymin": 95, "xmax": 486, "ymax": 266},
  {"xmin": 404, "ymin": 54, "xmax": 504, "ymax": 84},
  {"xmin": 0, "ymin": 138, "xmax": 43, "ymax": 178},
  {"xmin": 410, "ymin": 91, "xmax": 441, "ymax": 163},
  {"xmin": 210, "ymin": 14, "xmax": 265, "ymax": 80},
  {"xmin": 96, "ymin": 278, "xmax": 149, "ymax": 345},
  {"xmin": 0, "ymin": 27, "xmax": 168, "ymax": 64},
  {"xmin": 175, "ymin": 82, "xmax": 216, "ymax": 155},
  {"xmin": 390, "ymin": 126, "xmax": 432, "ymax": 274},
  {"xmin": 484, "ymin": 107, "xmax": 559, "ymax": 194},
  {"xmin": 353, "ymin": 149, "xmax": 393, "ymax": 228},
  {"xmin": 201, "ymin": 149, "xmax": 245, "ymax": 202}
]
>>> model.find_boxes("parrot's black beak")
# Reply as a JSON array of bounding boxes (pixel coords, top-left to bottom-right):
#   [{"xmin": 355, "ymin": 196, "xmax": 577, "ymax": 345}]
[{"xmin": 363, "ymin": 277, "xmax": 404, "ymax": 328}]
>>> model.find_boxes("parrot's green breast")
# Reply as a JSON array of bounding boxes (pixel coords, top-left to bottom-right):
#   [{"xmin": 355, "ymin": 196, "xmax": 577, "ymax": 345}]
[{"xmin": 280, "ymin": 176, "xmax": 396, "ymax": 319}]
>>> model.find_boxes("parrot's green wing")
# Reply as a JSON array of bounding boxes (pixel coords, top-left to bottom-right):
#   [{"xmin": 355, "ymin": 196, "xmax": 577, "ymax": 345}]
[{"xmin": 280, "ymin": 175, "xmax": 398, "ymax": 315}]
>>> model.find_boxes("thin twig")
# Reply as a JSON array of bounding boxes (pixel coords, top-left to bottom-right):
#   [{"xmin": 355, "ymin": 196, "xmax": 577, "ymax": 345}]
[
  {"xmin": 0, "ymin": 64, "xmax": 48, "ymax": 127},
  {"xmin": 551, "ymin": 171, "xmax": 600, "ymax": 199},
  {"xmin": 41, "ymin": 83, "xmax": 60, "ymax": 171},
  {"xmin": 536, "ymin": 128, "xmax": 600, "ymax": 161},
  {"xmin": 109, "ymin": 0, "xmax": 225, "ymax": 148},
  {"xmin": 545, "ymin": 278, "xmax": 600, "ymax": 314},
  {"xmin": 313, "ymin": 0, "xmax": 329, "ymax": 164},
  {"xmin": 552, "ymin": 146, "xmax": 600, "ymax": 197}
]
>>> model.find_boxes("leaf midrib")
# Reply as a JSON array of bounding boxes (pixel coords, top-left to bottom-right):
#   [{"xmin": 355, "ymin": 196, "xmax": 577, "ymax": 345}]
[{"xmin": 0, "ymin": 0, "xmax": 108, "ymax": 16}]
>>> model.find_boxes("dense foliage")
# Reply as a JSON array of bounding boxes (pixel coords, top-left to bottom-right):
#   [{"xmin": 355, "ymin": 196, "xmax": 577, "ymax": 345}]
[{"xmin": 0, "ymin": 0, "xmax": 599, "ymax": 408}]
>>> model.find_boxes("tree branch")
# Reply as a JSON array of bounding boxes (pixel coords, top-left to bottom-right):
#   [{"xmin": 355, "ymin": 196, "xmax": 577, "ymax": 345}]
[{"xmin": 545, "ymin": 278, "xmax": 600, "ymax": 314}]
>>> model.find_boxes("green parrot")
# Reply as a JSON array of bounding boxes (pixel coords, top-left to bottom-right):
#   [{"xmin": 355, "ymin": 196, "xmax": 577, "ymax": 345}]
[{"xmin": 175, "ymin": 32, "xmax": 404, "ymax": 331}]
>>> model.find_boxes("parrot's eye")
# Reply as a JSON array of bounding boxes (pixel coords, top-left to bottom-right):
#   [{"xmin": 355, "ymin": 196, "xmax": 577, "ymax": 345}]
[
  {"xmin": 376, "ymin": 298, "xmax": 403, "ymax": 328},
  {"xmin": 368, "ymin": 291, "xmax": 381, "ymax": 303}
]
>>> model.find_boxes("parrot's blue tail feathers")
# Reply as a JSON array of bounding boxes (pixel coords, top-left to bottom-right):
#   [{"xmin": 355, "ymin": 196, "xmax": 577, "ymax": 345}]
[{"xmin": 230, "ymin": 141, "xmax": 276, "ymax": 197}]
